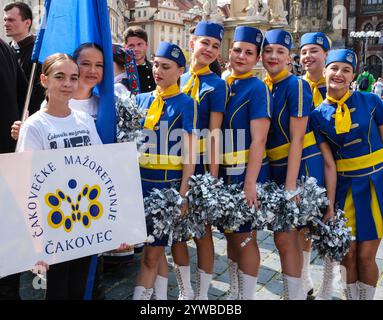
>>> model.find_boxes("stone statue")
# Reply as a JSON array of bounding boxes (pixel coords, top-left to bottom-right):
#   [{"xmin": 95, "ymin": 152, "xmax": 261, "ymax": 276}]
[
  {"xmin": 292, "ymin": 0, "xmax": 301, "ymax": 32},
  {"xmin": 268, "ymin": 0, "xmax": 288, "ymax": 24},
  {"xmin": 245, "ymin": 0, "xmax": 269, "ymax": 21},
  {"xmin": 202, "ymin": 0, "xmax": 222, "ymax": 22}
]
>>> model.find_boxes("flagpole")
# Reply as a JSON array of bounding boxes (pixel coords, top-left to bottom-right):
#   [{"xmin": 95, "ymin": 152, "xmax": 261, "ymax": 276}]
[{"xmin": 15, "ymin": 62, "xmax": 38, "ymax": 152}]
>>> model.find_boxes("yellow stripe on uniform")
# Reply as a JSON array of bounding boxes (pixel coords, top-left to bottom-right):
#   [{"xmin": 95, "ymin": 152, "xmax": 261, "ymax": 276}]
[
  {"xmin": 370, "ymin": 180, "xmax": 383, "ymax": 239},
  {"xmin": 344, "ymin": 188, "xmax": 356, "ymax": 237},
  {"xmin": 221, "ymin": 150, "xmax": 267, "ymax": 166},
  {"xmin": 139, "ymin": 153, "xmax": 183, "ymax": 170},
  {"xmin": 336, "ymin": 148, "xmax": 383, "ymax": 172},
  {"xmin": 266, "ymin": 131, "xmax": 317, "ymax": 162}
]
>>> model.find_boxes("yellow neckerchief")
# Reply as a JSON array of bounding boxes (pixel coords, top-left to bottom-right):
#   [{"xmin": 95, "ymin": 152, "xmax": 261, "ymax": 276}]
[
  {"xmin": 181, "ymin": 65, "xmax": 211, "ymax": 102},
  {"xmin": 263, "ymin": 69, "xmax": 290, "ymax": 92},
  {"xmin": 144, "ymin": 83, "xmax": 180, "ymax": 130},
  {"xmin": 304, "ymin": 73, "xmax": 326, "ymax": 108},
  {"xmin": 326, "ymin": 90, "xmax": 352, "ymax": 134},
  {"xmin": 226, "ymin": 71, "xmax": 253, "ymax": 87}
]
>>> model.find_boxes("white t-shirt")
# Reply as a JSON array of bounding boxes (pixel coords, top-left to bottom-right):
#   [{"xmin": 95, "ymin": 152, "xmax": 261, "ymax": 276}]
[
  {"xmin": 374, "ymin": 82, "xmax": 383, "ymax": 98},
  {"xmin": 18, "ymin": 109, "xmax": 102, "ymax": 152},
  {"xmin": 40, "ymin": 96, "xmax": 99, "ymax": 119}
]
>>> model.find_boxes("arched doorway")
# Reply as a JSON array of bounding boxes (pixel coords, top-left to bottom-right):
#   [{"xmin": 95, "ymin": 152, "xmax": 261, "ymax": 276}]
[{"xmin": 367, "ymin": 55, "xmax": 382, "ymax": 79}]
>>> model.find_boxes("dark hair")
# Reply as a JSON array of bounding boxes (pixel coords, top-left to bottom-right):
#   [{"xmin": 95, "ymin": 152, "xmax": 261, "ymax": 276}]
[
  {"xmin": 4, "ymin": 2, "xmax": 33, "ymax": 31},
  {"xmin": 123, "ymin": 26, "xmax": 148, "ymax": 44},
  {"xmin": 363, "ymin": 65, "xmax": 369, "ymax": 72},
  {"xmin": 189, "ymin": 26, "xmax": 196, "ymax": 35},
  {"xmin": 73, "ymin": 42, "xmax": 104, "ymax": 62}
]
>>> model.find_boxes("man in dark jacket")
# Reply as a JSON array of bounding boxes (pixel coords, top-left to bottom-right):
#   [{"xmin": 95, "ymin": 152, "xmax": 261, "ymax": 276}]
[
  {"xmin": 4, "ymin": 2, "xmax": 44, "ymax": 115},
  {"xmin": 123, "ymin": 26, "xmax": 156, "ymax": 93},
  {"xmin": 0, "ymin": 38, "xmax": 28, "ymax": 299}
]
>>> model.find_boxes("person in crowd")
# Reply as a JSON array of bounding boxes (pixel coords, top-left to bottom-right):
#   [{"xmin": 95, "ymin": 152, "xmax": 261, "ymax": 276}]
[
  {"xmin": 310, "ymin": 49, "xmax": 383, "ymax": 300},
  {"xmin": 133, "ymin": 42, "xmax": 197, "ymax": 300},
  {"xmin": 3, "ymin": 2, "xmax": 45, "ymax": 115},
  {"xmin": 299, "ymin": 32, "xmax": 336, "ymax": 299},
  {"xmin": 262, "ymin": 29, "xmax": 326, "ymax": 300},
  {"xmin": 356, "ymin": 65, "xmax": 375, "ymax": 93},
  {"xmin": 123, "ymin": 26, "xmax": 156, "ymax": 94},
  {"xmin": 171, "ymin": 21, "xmax": 227, "ymax": 300},
  {"xmin": 220, "ymin": 26, "xmax": 272, "ymax": 300},
  {"xmin": 0, "ymin": 37, "xmax": 27, "ymax": 301}
]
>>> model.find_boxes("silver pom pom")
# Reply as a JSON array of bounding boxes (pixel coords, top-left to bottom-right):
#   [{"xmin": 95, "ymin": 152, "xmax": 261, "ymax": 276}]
[
  {"xmin": 309, "ymin": 209, "xmax": 354, "ymax": 262},
  {"xmin": 115, "ymin": 90, "xmax": 146, "ymax": 147}
]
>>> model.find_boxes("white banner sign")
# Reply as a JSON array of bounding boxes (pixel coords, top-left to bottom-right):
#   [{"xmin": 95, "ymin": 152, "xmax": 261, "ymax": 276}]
[{"xmin": 0, "ymin": 142, "xmax": 147, "ymax": 277}]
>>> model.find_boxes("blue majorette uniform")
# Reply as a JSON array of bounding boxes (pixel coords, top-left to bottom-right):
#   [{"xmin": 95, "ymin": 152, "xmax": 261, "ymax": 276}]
[
  {"xmin": 220, "ymin": 26, "xmax": 272, "ymax": 233},
  {"xmin": 181, "ymin": 21, "xmax": 228, "ymax": 174},
  {"xmin": 311, "ymin": 49, "xmax": 383, "ymax": 242},
  {"xmin": 263, "ymin": 29, "xmax": 324, "ymax": 187},
  {"xmin": 137, "ymin": 42, "xmax": 198, "ymax": 246}
]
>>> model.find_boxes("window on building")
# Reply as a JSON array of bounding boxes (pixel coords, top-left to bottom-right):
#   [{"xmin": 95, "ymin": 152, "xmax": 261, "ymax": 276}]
[
  {"xmin": 161, "ymin": 25, "xmax": 165, "ymax": 32},
  {"xmin": 144, "ymin": 10, "xmax": 146, "ymax": 17},
  {"xmin": 364, "ymin": 23, "xmax": 375, "ymax": 44},
  {"xmin": 170, "ymin": 26, "xmax": 173, "ymax": 33},
  {"xmin": 377, "ymin": 22, "xmax": 383, "ymax": 45},
  {"xmin": 138, "ymin": 11, "xmax": 141, "ymax": 18}
]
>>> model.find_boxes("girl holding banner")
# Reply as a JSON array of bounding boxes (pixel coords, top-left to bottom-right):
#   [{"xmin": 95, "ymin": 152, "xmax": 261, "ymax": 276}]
[
  {"xmin": 17, "ymin": 53, "xmax": 102, "ymax": 299},
  {"xmin": 133, "ymin": 42, "xmax": 198, "ymax": 300}
]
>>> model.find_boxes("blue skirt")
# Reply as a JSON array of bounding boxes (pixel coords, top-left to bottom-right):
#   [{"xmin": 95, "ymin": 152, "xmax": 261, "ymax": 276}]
[
  {"xmin": 336, "ymin": 167, "xmax": 383, "ymax": 242},
  {"xmin": 269, "ymin": 144, "xmax": 325, "ymax": 187}
]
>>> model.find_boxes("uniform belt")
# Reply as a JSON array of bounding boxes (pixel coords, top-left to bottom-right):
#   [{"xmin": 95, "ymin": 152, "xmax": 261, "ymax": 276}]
[
  {"xmin": 139, "ymin": 153, "xmax": 183, "ymax": 170},
  {"xmin": 266, "ymin": 131, "xmax": 317, "ymax": 162},
  {"xmin": 221, "ymin": 149, "xmax": 267, "ymax": 166},
  {"xmin": 336, "ymin": 148, "xmax": 383, "ymax": 172}
]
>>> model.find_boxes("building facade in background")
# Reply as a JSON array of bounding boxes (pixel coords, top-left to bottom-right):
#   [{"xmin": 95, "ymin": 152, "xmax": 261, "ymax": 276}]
[{"xmin": 346, "ymin": 0, "xmax": 383, "ymax": 78}]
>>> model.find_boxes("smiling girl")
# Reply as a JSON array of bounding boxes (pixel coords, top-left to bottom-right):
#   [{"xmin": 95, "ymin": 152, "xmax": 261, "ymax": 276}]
[
  {"xmin": 262, "ymin": 29, "xmax": 326, "ymax": 300},
  {"xmin": 310, "ymin": 49, "xmax": 383, "ymax": 300}
]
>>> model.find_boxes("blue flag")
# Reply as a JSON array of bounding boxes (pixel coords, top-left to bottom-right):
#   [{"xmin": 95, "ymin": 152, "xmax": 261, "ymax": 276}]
[{"xmin": 32, "ymin": 0, "xmax": 115, "ymax": 144}]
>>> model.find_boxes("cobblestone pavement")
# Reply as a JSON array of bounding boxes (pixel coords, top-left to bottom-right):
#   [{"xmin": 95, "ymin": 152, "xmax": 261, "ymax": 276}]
[{"xmin": 20, "ymin": 229, "xmax": 383, "ymax": 300}]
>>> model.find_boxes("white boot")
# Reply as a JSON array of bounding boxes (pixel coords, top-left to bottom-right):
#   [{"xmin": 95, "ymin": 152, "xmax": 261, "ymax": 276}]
[
  {"xmin": 174, "ymin": 264, "xmax": 194, "ymax": 300},
  {"xmin": 225, "ymin": 259, "xmax": 239, "ymax": 300},
  {"xmin": 238, "ymin": 269, "xmax": 258, "ymax": 300},
  {"xmin": 343, "ymin": 282, "xmax": 359, "ymax": 300},
  {"xmin": 358, "ymin": 281, "xmax": 376, "ymax": 300},
  {"xmin": 315, "ymin": 257, "xmax": 338, "ymax": 300},
  {"xmin": 154, "ymin": 275, "xmax": 168, "ymax": 300},
  {"xmin": 194, "ymin": 269, "xmax": 212, "ymax": 300},
  {"xmin": 133, "ymin": 286, "xmax": 154, "ymax": 300},
  {"xmin": 301, "ymin": 251, "xmax": 314, "ymax": 296},
  {"xmin": 282, "ymin": 274, "xmax": 305, "ymax": 300}
]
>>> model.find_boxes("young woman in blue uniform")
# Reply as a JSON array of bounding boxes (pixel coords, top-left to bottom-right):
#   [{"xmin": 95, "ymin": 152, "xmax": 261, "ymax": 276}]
[
  {"xmin": 299, "ymin": 32, "xmax": 336, "ymax": 299},
  {"xmin": 133, "ymin": 42, "xmax": 198, "ymax": 300},
  {"xmin": 171, "ymin": 21, "xmax": 227, "ymax": 300},
  {"xmin": 310, "ymin": 49, "xmax": 383, "ymax": 300},
  {"xmin": 220, "ymin": 26, "xmax": 272, "ymax": 300},
  {"xmin": 262, "ymin": 29, "xmax": 326, "ymax": 299}
]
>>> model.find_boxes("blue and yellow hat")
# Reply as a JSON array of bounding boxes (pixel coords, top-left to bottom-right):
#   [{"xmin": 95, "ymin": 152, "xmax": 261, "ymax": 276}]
[
  {"xmin": 194, "ymin": 21, "xmax": 224, "ymax": 42},
  {"xmin": 300, "ymin": 32, "xmax": 331, "ymax": 51},
  {"xmin": 325, "ymin": 49, "xmax": 357, "ymax": 72},
  {"xmin": 263, "ymin": 29, "xmax": 293, "ymax": 50},
  {"xmin": 155, "ymin": 42, "xmax": 186, "ymax": 67},
  {"xmin": 234, "ymin": 26, "xmax": 263, "ymax": 51}
]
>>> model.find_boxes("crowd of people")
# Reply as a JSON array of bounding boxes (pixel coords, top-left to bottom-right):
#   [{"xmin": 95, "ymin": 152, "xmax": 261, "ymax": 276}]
[{"xmin": 1, "ymin": 2, "xmax": 383, "ymax": 301}]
